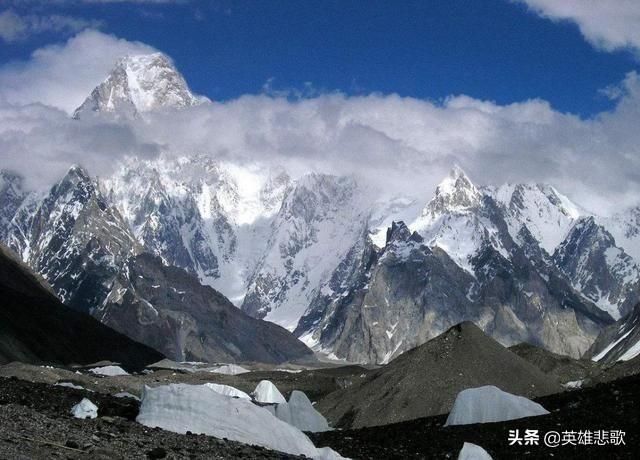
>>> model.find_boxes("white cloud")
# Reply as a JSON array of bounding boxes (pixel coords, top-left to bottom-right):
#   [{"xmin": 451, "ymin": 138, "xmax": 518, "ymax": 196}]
[
  {"xmin": 0, "ymin": 9, "xmax": 102, "ymax": 42},
  {"xmin": 0, "ymin": 29, "xmax": 156, "ymax": 113},
  {"xmin": 1, "ymin": 31, "xmax": 640, "ymax": 216},
  {"xmin": 516, "ymin": 0, "xmax": 640, "ymax": 54}
]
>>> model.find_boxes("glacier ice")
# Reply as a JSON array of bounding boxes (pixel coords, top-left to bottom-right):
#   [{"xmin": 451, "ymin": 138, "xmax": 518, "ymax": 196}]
[
  {"xmin": 204, "ymin": 383, "xmax": 251, "ymax": 399},
  {"xmin": 88, "ymin": 365, "xmax": 130, "ymax": 377},
  {"xmin": 252, "ymin": 380, "xmax": 287, "ymax": 404},
  {"xmin": 71, "ymin": 398, "xmax": 98, "ymax": 419},
  {"xmin": 445, "ymin": 385, "xmax": 549, "ymax": 426},
  {"xmin": 136, "ymin": 384, "xmax": 345, "ymax": 458},
  {"xmin": 458, "ymin": 442, "xmax": 493, "ymax": 460},
  {"xmin": 210, "ymin": 364, "xmax": 251, "ymax": 375},
  {"xmin": 266, "ymin": 390, "xmax": 331, "ymax": 432}
]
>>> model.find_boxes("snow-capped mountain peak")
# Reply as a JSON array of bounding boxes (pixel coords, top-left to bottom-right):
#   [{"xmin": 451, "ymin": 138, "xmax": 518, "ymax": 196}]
[
  {"xmin": 73, "ymin": 52, "xmax": 205, "ymax": 119},
  {"xmin": 489, "ymin": 182, "xmax": 585, "ymax": 254},
  {"xmin": 426, "ymin": 165, "xmax": 482, "ymax": 216}
]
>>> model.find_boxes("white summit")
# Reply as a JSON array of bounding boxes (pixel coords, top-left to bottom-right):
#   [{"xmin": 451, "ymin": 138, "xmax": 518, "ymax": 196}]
[
  {"xmin": 73, "ymin": 52, "xmax": 205, "ymax": 119},
  {"xmin": 445, "ymin": 385, "xmax": 549, "ymax": 426}
]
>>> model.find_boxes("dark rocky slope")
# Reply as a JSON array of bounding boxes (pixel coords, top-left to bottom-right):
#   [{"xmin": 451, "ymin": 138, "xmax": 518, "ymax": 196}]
[
  {"xmin": 316, "ymin": 322, "xmax": 561, "ymax": 428},
  {"xmin": 586, "ymin": 302, "xmax": 640, "ymax": 364},
  {"xmin": 0, "ymin": 376, "xmax": 302, "ymax": 459},
  {"xmin": 509, "ymin": 342, "xmax": 606, "ymax": 384},
  {"xmin": 311, "ymin": 372, "xmax": 640, "ymax": 459},
  {"xmin": 0, "ymin": 244, "xmax": 163, "ymax": 370},
  {"xmin": 98, "ymin": 252, "xmax": 315, "ymax": 364}
]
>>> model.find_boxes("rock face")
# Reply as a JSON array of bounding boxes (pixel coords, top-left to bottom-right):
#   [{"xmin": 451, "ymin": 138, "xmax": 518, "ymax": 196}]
[
  {"xmin": 0, "ymin": 243, "xmax": 164, "ymax": 369},
  {"xmin": 0, "ymin": 161, "xmax": 630, "ymax": 364},
  {"xmin": 298, "ymin": 214, "xmax": 611, "ymax": 362},
  {"xmin": 4, "ymin": 166, "xmax": 140, "ymax": 312},
  {"xmin": 316, "ymin": 322, "xmax": 562, "ymax": 428},
  {"xmin": 553, "ymin": 217, "xmax": 640, "ymax": 320},
  {"xmin": 603, "ymin": 206, "xmax": 640, "ymax": 262},
  {"xmin": 0, "ymin": 171, "xmax": 26, "ymax": 242},
  {"xmin": 103, "ymin": 156, "xmax": 291, "ymax": 304},
  {"xmin": 488, "ymin": 182, "xmax": 582, "ymax": 255},
  {"xmin": 98, "ymin": 253, "xmax": 314, "ymax": 364},
  {"xmin": 587, "ymin": 302, "xmax": 640, "ymax": 363},
  {"xmin": 1, "ymin": 165, "xmax": 312, "ymax": 365},
  {"xmin": 73, "ymin": 53, "xmax": 204, "ymax": 119},
  {"xmin": 242, "ymin": 173, "xmax": 371, "ymax": 330}
]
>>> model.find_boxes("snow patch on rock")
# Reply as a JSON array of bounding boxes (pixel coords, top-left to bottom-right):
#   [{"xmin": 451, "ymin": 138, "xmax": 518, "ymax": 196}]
[
  {"xmin": 210, "ymin": 364, "xmax": 251, "ymax": 375},
  {"xmin": 71, "ymin": 398, "xmax": 98, "ymax": 419},
  {"xmin": 88, "ymin": 365, "xmax": 130, "ymax": 377}
]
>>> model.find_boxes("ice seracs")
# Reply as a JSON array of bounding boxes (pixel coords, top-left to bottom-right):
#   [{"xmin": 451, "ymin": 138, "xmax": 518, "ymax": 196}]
[
  {"xmin": 445, "ymin": 385, "xmax": 549, "ymax": 426},
  {"xmin": 268, "ymin": 390, "xmax": 331, "ymax": 432},
  {"xmin": 252, "ymin": 380, "xmax": 287, "ymax": 404},
  {"xmin": 136, "ymin": 384, "xmax": 345, "ymax": 459},
  {"xmin": 204, "ymin": 383, "xmax": 251, "ymax": 399}
]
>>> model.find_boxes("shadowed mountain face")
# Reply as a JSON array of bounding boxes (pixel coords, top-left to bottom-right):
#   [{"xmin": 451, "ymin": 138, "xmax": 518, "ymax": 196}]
[
  {"xmin": 316, "ymin": 322, "xmax": 562, "ymax": 429},
  {"xmin": 0, "ymin": 244, "xmax": 163, "ymax": 370},
  {"xmin": 98, "ymin": 252, "xmax": 315, "ymax": 364},
  {"xmin": 1, "ymin": 166, "xmax": 313, "ymax": 365},
  {"xmin": 298, "ymin": 216, "xmax": 612, "ymax": 363},
  {"xmin": 587, "ymin": 302, "xmax": 640, "ymax": 364}
]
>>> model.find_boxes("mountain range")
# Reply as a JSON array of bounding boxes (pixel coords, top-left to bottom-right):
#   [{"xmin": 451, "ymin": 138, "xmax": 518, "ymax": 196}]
[{"xmin": 2, "ymin": 52, "xmax": 640, "ymax": 364}]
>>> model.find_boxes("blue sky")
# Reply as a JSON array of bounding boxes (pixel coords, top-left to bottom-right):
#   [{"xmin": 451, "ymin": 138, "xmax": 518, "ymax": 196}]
[{"xmin": 1, "ymin": 0, "xmax": 638, "ymax": 117}]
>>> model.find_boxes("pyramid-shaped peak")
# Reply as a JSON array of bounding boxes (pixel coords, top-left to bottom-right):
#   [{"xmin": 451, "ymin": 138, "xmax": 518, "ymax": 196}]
[
  {"xmin": 437, "ymin": 164, "xmax": 475, "ymax": 193},
  {"xmin": 317, "ymin": 320, "xmax": 561, "ymax": 428},
  {"xmin": 73, "ymin": 51, "xmax": 205, "ymax": 119},
  {"xmin": 421, "ymin": 164, "xmax": 481, "ymax": 216},
  {"xmin": 118, "ymin": 52, "xmax": 171, "ymax": 66},
  {"xmin": 450, "ymin": 163, "xmax": 467, "ymax": 178},
  {"xmin": 64, "ymin": 164, "xmax": 91, "ymax": 182}
]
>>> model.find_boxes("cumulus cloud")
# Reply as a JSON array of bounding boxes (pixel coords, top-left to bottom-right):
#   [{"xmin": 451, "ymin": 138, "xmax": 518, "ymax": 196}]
[
  {"xmin": 1, "ymin": 31, "xmax": 640, "ymax": 216},
  {"xmin": 0, "ymin": 9, "xmax": 102, "ymax": 43},
  {"xmin": 0, "ymin": 29, "xmax": 156, "ymax": 113},
  {"xmin": 515, "ymin": 0, "xmax": 640, "ymax": 54}
]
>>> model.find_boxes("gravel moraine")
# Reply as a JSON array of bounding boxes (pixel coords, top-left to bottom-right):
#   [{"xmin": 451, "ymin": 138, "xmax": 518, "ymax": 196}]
[{"xmin": 0, "ymin": 376, "xmax": 303, "ymax": 459}]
